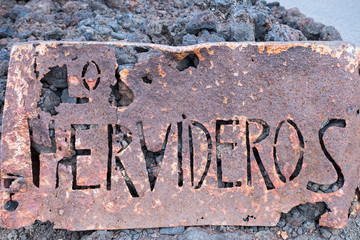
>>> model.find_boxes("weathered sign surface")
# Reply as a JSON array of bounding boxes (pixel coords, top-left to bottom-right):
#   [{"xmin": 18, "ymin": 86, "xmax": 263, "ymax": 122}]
[{"xmin": 1, "ymin": 41, "xmax": 360, "ymax": 230}]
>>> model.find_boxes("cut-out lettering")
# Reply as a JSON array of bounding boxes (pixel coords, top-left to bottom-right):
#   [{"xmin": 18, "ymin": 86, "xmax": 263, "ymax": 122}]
[
  {"xmin": 246, "ymin": 119, "xmax": 275, "ymax": 190},
  {"xmin": 307, "ymin": 119, "xmax": 346, "ymax": 193},
  {"xmin": 56, "ymin": 124, "xmax": 100, "ymax": 190},
  {"xmin": 107, "ymin": 124, "xmax": 138, "ymax": 197},
  {"xmin": 82, "ymin": 61, "xmax": 101, "ymax": 91},
  {"xmin": 273, "ymin": 119, "xmax": 305, "ymax": 183},
  {"xmin": 190, "ymin": 121, "xmax": 212, "ymax": 189},
  {"xmin": 137, "ymin": 121, "xmax": 171, "ymax": 191},
  {"xmin": 29, "ymin": 118, "xmax": 56, "ymax": 188},
  {"xmin": 216, "ymin": 120, "xmax": 242, "ymax": 188},
  {"xmin": 177, "ymin": 122, "xmax": 183, "ymax": 187}
]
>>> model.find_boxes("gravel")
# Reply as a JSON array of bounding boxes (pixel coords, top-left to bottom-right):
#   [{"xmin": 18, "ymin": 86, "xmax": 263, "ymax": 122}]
[{"xmin": 0, "ymin": 0, "xmax": 356, "ymax": 239}]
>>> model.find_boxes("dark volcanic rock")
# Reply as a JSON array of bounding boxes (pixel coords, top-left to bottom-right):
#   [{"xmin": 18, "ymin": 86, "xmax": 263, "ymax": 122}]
[
  {"xmin": 282, "ymin": 7, "xmax": 306, "ymax": 28},
  {"xmin": 159, "ymin": 226, "xmax": 185, "ymax": 235},
  {"xmin": 25, "ymin": 0, "xmax": 55, "ymax": 14},
  {"xmin": 43, "ymin": 28, "xmax": 64, "ymax": 40},
  {"xmin": 230, "ymin": 22, "xmax": 255, "ymax": 41},
  {"xmin": 320, "ymin": 26, "xmax": 342, "ymax": 41},
  {"xmin": 185, "ymin": 11, "xmax": 217, "ymax": 34},
  {"xmin": 0, "ymin": 26, "xmax": 14, "ymax": 39},
  {"xmin": 265, "ymin": 23, "xmax": 306, "ymax": 41},
  {"xmin": 37, "ymin": 88, "xmax": 60, "ymax": 115},
  {"xmin": 9, "ymin": 5, "xmax": 30, "ymax": 21},
  {"xmin": 297, "ymin": 18, "xmax": 325, "ymax": 40},
  {"xmin": 283, "ymin": 202, "xmax": 328, "ymax": 227}
]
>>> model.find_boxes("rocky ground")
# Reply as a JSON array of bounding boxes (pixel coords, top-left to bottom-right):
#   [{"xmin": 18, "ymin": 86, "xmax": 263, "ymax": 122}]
[{"xmin": 1, "ymin": 0, "xmax": 357, "ymax": 239}]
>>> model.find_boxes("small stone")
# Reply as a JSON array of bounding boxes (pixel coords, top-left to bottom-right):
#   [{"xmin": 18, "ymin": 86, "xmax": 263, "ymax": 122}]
[
  {"xmin": 255, "ymin": 230, "xmax": 277, "ymax": 240},
  {"xmin": 82, "ymin": 230, "xmax": 115, "ymax": 240},
  {"xmin": 159, "ymin": 226, "xmax": 185, "ymax": 235},
  {"xmin": 282, "ymin": 7, "xmax": 306, "ymax": 28},
  {"xmin": 320, "ymin": 227, "xmax": 332, "ymax": 239},
  {"xmin": 312, "ymin": 183, "xmax": 320, "ymax": 191},
  {"xmin": 329, "ymin": 236, "xmax": 342, "ymax": 240},
  {"xmin": 277, "ymin": 219, "xmax": 286, "ymax": 227},
  {"xmin": 266, "ymin": 2, "xmax": 280, "ymax": 9},
  {"xmin": 111, "ymin": 31, "xmax": 127, "ymax": 40},
  {"xmin": 9, "ymin": 5, "xmax": 30, "ymax": 21},
  {"xmin": 320, "ymin": 185, "xmax": 329, "ymax": 192},
  {"xmin": 97, "ymin": 25, "xmax": 112, "ymax": 36},
  {"xmin": 146, "ymin": 229, "xmax": 154, "ymax": 234},
  {"xmin": 115, "ymin": 46, "xmax": 137, "ymax": 65},
  {"xmin": 197, "ymin": 29, "xmax": 225, "ymax": 43},
  {"xmin": 182, "ymin": 33, "xmax": 198, "ymax": 46},
  {"xmin": 177, "ymin": 227, "xmax": 210, "ymax": 240},
  {"xmin": 38, "ymin": 88, "xmax": 60, "ymax": 115},
  {"xmin": 300, "ymin": 20, "xmax": 324, "ymax": 40},
  {"xmin": 17, "ymin": 30, "xmax": 31, "ymax": 40},
  {"xmin": 230, "ymin": 22, "xmax": 255, "ymax": 41},
  {"xmin": 331, "ymin": 184, "xmax": 339, "ymax": 192},
  {"xmin": 213, "ymin": 0, "xmax": 232, "ymax": 7},
  {"xmin": 62, "ymin": 1, "xmax": 80, "ymax": 14},
  {"xmin": 0, "ymin": 26, "xmax": 14, "ymax": 39},
  {"xmin": 83, "ymin": 31, "xmax": 96, "ymax": 41},
  {"xmin": 43, "ymin": 28, "xmax": 64, "ymax": 40},
  {"xmin": 265, "ymin": 23, "xmax": 306, "ymax": 41},
  {"xmin": 185, "ymin": 11, "xmax": 217, "ymax": 34},
  {"xmin": 60, "ymin": 89, "xmax": 77, "ymax": 104},
  {"xmin": 106, "ymin": 20, "xmax": 120, "ymax": 32},
  {"xmin": 320, "ymin": 26, "xmax": 342, "ymax": 41},
  {"xmin": 212, "ymin": 230, "xmax": 252, "ymax": 240},
  {"xmin": 89, "ymin": 2, "xmax": 109, "ymax": 12},
  {"xmin": 281, "ymin": 231, "xmax": 289, "ymax": 239},
  {"xmin": 0, "ymin": 49, "xmax": 10, "ymax": 61},
  {"xmin": 302, "ymin": 220, "xmax": 316, "ymax": 232},
  {"xmin": 25, "ymin": 0, "xmax": 55, "ymax": 14},
  {"xmin": 0, "ymin": 60, "xmax": 9, "ymax": 77}
]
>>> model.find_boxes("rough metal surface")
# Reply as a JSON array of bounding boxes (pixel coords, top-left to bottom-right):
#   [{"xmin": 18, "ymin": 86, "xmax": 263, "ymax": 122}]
[{"xmin": 1, "ymin": 41, "xmax": 360, "ymax": 230}]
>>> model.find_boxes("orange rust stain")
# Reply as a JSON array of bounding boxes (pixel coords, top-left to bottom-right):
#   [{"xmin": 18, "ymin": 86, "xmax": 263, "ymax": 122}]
[
  {"xmin": 223, "ymin": 97, "xmax": 228, "ymax": 104},
  {"xmin": 207, "ymin": 48, "xmax": 214, "ymax": 55},
  {"xmin": 120, "ymin": 69, "xmax": 129, "ymax": 83},
  {"xmin": 158, "ymin": 65, "xmax": 166, "ymax": 78},
  {"xmin": 68, "ymin": 76, "xmax": 79, "ymax": 85},
  {"xmin": 175, "ymin": 52, "xmax": 188, "ymax": 60},
  {"xmin": 259, "ymin": 44, "xmax": 294, "ymax": 56},
  {"xmin": 210, "ymin": 60, "xmax": 214, "ymax": 69},
  {"xmin": 258, "ymin": 45, "xmax": 266, "ymax": 54},
  {"xmin": 193, "ymin": 48, "xmax": 205, "ymax": 61}
]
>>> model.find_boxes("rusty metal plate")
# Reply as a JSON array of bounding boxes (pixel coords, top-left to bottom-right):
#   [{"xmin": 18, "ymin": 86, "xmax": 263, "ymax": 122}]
[{"xmin": 1, "ymin": 41, "xmax": 360, "ymax": 230}]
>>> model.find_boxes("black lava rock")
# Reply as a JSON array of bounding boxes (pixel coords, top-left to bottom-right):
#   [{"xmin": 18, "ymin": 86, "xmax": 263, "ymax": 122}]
[
  {"xmin": 0, "ymin": 26, "xmax": 14, "ymax": 39},
  {"xmin": 320, "ymin": 26, "xmax": 342, "ymax": 41},
  {"xmin": 185, "ymin": 11, "xmax": 217, "ymax": 34}
]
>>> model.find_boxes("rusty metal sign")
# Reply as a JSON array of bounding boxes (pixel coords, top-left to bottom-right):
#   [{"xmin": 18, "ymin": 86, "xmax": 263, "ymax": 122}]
[{"xmin": 1, "ymin": 41, "xmax": 360, "ymax": 230}]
